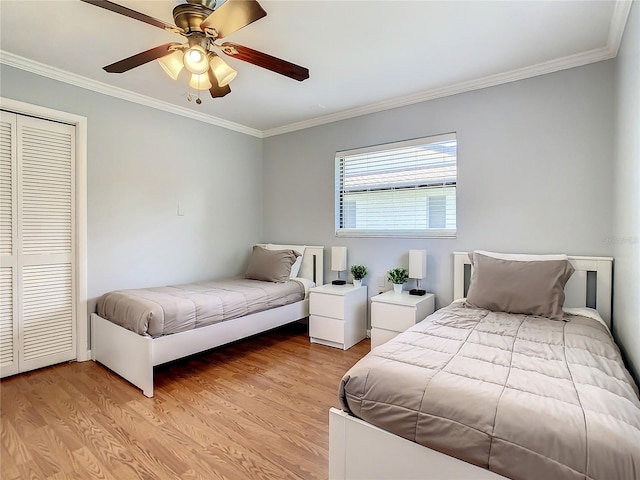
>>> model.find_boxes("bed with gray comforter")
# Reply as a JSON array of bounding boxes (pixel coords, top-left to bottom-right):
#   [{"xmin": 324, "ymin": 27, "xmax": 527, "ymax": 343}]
[
  {"xmin": 97, "ymin": 278, "xmax": 305, "ymax": 337},
  {"xmin": 339, "ymin": 301, "xmax": 640, "ymax": 480}
]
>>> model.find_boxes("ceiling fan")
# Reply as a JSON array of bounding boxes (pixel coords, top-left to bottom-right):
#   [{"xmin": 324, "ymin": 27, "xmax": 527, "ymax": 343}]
[{"xmin": 80, "ymin": 0, "xmax": 309, "ymax": 103}]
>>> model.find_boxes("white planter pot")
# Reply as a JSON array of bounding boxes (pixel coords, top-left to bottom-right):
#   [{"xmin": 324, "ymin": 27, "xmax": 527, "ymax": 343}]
[
  {"xmin": 393, "ymin": 284, "xmax": 403, "ymax": 294},
  {"xmin": 353, "ymin": 279, "xmax": 362, "ymax": 287}
]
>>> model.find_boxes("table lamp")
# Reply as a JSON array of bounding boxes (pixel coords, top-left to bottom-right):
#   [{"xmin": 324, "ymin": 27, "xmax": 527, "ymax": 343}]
[
  {"xmin": 409, "ymin": 249, "xmax": 427, "ymax": 296},
  {"xmin": 331, "ymin": 246, "xmax": 347, "ymax": 285}
]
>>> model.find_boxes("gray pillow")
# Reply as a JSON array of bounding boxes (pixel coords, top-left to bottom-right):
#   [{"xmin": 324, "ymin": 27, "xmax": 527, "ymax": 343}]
[
  {"xmin": 466, "ymin": 252, "xmax": 575, "ymax": 320},
  {"xmin": 245, "ymin": 245, "xmax": 300, "ymax": 283}
]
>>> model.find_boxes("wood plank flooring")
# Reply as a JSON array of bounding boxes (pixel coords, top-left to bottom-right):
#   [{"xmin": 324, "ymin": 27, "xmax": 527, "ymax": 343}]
[{"xmin": 0, "ymin": 322, "xmax": 370, "ymax": 479}]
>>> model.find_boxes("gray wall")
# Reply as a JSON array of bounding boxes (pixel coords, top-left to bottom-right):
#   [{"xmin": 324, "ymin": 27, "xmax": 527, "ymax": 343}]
[
  {"xmin": 0, "ymin": 66, "xmax": 264, "ymax": 315},
  {"xmin": 3, "ymin": 27, "xmax": 635, "ymax": 380},
  {"xmin": 263, "ymin": 61, "xmax": 616, "ymax": 314},
  {"xmin": 613, "ymin": 1, "xmax": 639, "ymax": 381}
]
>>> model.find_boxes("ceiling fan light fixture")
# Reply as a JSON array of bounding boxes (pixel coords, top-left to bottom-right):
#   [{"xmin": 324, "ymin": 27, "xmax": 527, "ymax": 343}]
[
  {"xmin": 189, "ymin": 72, "xmax": 213, "ymax": 90},
  {"xmin": 209, "ymin": 54, "xmax": 237, "ymax": 87},
  {"xmin": 80, "ymin": 0, "xmax": 309, "ymax": 105},
  {"xmin": 183, "ymin": 45, "xmax": 209, "ymax": 75},
  {"xmin": 157, "ymin": 50, "xmax": 184, "ymax": 80}
]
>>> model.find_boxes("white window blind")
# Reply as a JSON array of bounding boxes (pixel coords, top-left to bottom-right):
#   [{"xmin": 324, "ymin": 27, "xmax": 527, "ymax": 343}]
[{"xmin": 335, "ymin": 133, "xmax": 457, "ymax": 238}]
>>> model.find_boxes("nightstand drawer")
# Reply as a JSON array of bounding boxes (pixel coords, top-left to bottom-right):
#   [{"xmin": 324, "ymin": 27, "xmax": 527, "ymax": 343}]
[
  {"xmin": 371, "ymin": 302, "xmax": 416, "ymax": 331},
  {"xmin": 309, "ymin": 293, "xmax": 345, "ymax": 320},
  {"xmin": 371, "ymin": 327, "xmax": 399, "ymax": 349},
  {"xmin": 309, "ymin": 315, "xmax": 345, "ymax": 344}
]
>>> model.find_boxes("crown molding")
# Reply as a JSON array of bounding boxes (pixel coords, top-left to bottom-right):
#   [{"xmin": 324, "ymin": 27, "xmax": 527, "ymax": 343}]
[
  {"xmin": 263, "ymin": 46, "xmax": 617, "ymax": 137},
  {"xmin": 608, "ymin": 0, "xmax": 634, "ymax": 56},
  {"xmin": 0, "ymin": 50, "xmax": 263, "ymax": 138}
]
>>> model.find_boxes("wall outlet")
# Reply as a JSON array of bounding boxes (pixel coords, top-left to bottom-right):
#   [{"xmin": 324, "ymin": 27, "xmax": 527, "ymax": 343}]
[{"xmin": 377, "ymin": 275, "xmax": 386, "ymax": 288}]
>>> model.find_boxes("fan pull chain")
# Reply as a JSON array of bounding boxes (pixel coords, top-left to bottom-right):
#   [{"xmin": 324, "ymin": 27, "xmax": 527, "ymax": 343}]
[
  {"xmin": 196, "ymin": 75, "xmax": 203, "ymax": 104},
  {"xmin": 186, "ymin": 77, "xmax": 203, "ymax": 104}
]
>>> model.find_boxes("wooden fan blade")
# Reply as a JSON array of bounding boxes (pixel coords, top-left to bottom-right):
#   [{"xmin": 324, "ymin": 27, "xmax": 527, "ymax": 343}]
[
  {"xmin": 207, "ymin": 69, "xmax": 231, "ymax": 98},
  {"xmin": 219, "ymin": 42, "xmax": 309, "ymax": 81},
  {"xmin": 104, "ymin": 43, "xmax": 181, "ymax": 73},
  {"xmin": 80, "ymin": 0, "xmax": 180, "ymax": 33},
  {"xmin": 200, "ymin": 0, "xmax": 267, "ymax": 39}
]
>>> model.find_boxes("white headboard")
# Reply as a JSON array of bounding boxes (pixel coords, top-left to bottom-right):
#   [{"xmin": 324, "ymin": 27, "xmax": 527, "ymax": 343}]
[
  {"xmin": 298, "ymin": 246, "xmax": 324, "ymax": 285},
  {"xmin": 256, "ymin": 244, "xmax": 324, "ymax": 285},
  {"xmin": 453, "ymin": 252, "xmax": 613, "ymax": 328}
]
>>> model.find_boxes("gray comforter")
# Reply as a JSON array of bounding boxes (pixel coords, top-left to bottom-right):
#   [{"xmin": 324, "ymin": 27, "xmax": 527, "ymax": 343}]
[
  {"xmin": 339, "ymin": 302, "xmax": 640, "ymax": 480},
  {"xmin": 97, "ymin": 278, "xmax": 305, "ymax": 337}
]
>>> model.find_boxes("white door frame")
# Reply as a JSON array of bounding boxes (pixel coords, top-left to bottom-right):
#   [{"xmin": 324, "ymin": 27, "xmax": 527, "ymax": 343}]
[{"xmin": 0, "ymin": 97, "xmax": 89, "ymax": 362}]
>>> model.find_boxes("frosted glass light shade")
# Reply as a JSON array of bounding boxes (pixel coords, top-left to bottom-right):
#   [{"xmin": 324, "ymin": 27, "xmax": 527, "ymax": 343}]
[
  {"xmin": 209, "ymin": 55, "xmax": 237, "ymax": 87},
  {"xmin": 409, "ymin": 249, "xmax": 427, "ymax": 279},
  {"xmin": 189, "ymin": 72, "xmax": 212, "ymax": 90},
  {"xmin": 158, "ymin": 50, "xmax": 184, "ymax": 80},
  {"xmin": 331, "ymin": 246, "xmax": 347, "ymax": 272},
  {"xmin": 183, "ymin": 45, "xmax": 209, "ymax": 74}
]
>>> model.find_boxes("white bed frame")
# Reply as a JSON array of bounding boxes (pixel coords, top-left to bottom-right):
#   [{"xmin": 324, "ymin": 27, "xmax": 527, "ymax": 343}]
[
  {"xmin": 91, "ymin": 245, "xmax": 324, "ymax": 397},
  {"xmin": 329, "ymin": 252, "xmax": 613, "ymax": 480}
]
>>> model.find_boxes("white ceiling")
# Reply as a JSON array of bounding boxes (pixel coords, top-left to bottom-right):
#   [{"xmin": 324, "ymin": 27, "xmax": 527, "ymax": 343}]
[{"xmin": 0, "ymin": 1, "xmax": 631, "ymax": 137}]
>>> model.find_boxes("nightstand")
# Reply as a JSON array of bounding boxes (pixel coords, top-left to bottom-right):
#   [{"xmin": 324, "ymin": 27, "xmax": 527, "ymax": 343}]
[
  {"xmin": 370, "ymin": 291, "xmax": 435, "ymax": 349},
  {"xmin": 309, "ymin": 284, "xmax": 367, "ymax": 350}
]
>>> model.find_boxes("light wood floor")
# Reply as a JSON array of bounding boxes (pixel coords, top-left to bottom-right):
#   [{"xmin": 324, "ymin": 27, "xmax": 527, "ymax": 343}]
[{"xmin": 1, "ymin": 322, "xmax": 370, "ymax": 480}]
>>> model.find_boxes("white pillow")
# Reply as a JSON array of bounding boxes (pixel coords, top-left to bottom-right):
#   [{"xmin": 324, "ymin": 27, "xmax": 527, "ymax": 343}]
[
  {"xmin": 473, "ymin": 250, "xmax": 569, "ymax": 262},
  {"xmin": 563, "ymin": 307, "xmax": 608, "ymax": 330},
  {"xmin": 266, "ymin": 244, "xmax": 306, "ymax": 279},
  {"xmin": 292, "ymin": 277, "xmax": 315, "ymax": 297}
]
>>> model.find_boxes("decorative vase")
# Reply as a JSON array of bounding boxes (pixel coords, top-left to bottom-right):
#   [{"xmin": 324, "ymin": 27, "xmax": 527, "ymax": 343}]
[
  {"xmin": 393, "ymin": 284, "xmax": 403, "ymax": 294},
  {"xmin": 353, "ymin": 279, "xmax": 362, "ymax": 287}
]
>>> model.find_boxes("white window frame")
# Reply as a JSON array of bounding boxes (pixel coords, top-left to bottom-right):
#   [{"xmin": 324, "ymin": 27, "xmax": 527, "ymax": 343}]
[{"xmin": 335, "ymin": 133, "xmax": 457, "ymax": 238}]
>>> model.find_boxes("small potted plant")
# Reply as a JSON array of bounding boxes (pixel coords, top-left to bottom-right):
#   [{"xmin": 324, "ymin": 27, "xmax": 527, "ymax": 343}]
[
  {"xmin": 387, "ymin": 267, "xmax": 409, "ymax": 294},
  {"xmin": 350, "ymin": 264, "xmax": 367, "ymax": 287}
]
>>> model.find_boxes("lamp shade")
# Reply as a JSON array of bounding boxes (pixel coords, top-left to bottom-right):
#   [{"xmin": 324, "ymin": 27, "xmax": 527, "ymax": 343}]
[
  {"xmin": 209, "ymin": 55, "xmax": 237, "ymax": 87},
  {"xmin": 183, "ymin": 45, "xmax": 209, "ymax": 75},
  {"xmin": 409, "ymin": 249, "xmax": 427, "ymax": 279},
  {"xmin": 158, "ymin": 50, "xmax": 184, "ymax": 80},
  {"xmin": 189, "ymin": 72, "xmax": 212, "ymax": 90},
  {"xmin": 331, "ymin": 246, "xmax": 347, "ymax": 272}
]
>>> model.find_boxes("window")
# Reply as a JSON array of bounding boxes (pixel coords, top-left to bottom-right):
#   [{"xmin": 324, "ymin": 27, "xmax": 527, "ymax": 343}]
[{"xmin": 335, "ymin": 133, "xmax": 457, "ymax": 237}]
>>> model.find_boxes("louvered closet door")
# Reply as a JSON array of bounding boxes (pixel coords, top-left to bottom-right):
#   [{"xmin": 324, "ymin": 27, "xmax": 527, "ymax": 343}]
[
  {"xmin": 0, "ymin": 112, "xmax": 76, "ymax": 377},
  {"xmin": 0, "ymin": 112, "xmax": 18, "ymax": 376}
]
